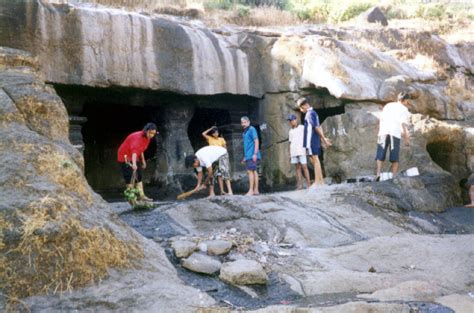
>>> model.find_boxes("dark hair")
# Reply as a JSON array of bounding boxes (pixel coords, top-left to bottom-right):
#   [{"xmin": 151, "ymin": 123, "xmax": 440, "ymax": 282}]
[
  {"xmin": 143, "ymin": 123, "xmax": 157, "ymax": 132},
  {"xmin": 210, "ymin": 127, "xmax": 219, "ymax": 135},
  {"xmin": 397, "ymin": 91, "xmax": 410, "ymax": 102},
  {"xmin": 185, "ymin": 155, "xmax": 197, "ymax": 168}
]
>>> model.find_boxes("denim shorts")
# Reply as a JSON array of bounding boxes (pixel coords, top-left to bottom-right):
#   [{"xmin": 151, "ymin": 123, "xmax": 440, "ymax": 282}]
[
  {"xmin": 290, "ymin": 155, "xmax": 307, "ymax": 165},
  {"xmin": 245, "ymin": 159, "xmax": 259, "ymax": 171},
  {"xmin": 375, "ymin": 135, "xmax": 400, "ymax": 162}
]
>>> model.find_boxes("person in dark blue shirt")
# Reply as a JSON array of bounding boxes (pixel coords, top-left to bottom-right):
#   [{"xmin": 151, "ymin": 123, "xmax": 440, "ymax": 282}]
[
  {"xmin": 298, "ymin": 98, "xmax": 332, "ymax": 187},
  {"xmin": 241, "ymin": 116, "xmax": 261, "ymax": 196}
]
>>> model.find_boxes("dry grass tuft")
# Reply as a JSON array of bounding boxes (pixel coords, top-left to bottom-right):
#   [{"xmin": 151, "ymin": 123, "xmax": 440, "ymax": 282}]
[{"xmin": 0, "ymin": 199, "xmax": 143, "ymax": 304}]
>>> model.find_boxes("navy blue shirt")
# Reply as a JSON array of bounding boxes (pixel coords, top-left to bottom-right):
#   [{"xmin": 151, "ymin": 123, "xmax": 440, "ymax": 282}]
[{"xmin": 243, "ymin": 126, "xmax": 261, "ymax": 161}]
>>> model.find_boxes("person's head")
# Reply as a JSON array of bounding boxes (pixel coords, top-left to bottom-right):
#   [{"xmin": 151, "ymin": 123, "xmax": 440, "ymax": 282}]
[
  {"xmin": 297, "ymin": 97, "xmax": 310, "ymax": 113},
  {"xmin": 287, "ymin": 114, "xmax": 298, "ymax": 127},
  {"xmin": 210, "ymin": 126, "xmax": 219, "ymax": 138},
  {"xmin": 185, "ymin": 155, "xmax": 199, "ymax": 168},
  {"xmin": 241, "ymin": 116, "xmax": 250, "ymax": 129},
  {"xmin": 397, "ymin": 91, "xmax": 410, "ymax": 105},
  {"xmin": 143, "ymin": 123, "xmax": 158, "ymax": 139}
]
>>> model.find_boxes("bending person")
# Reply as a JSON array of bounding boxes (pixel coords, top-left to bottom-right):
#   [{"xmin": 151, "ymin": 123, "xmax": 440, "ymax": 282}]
[
  {"xmin": 117, "ymin": 123, "xmax": 157, "ymax": 202},
  {"xmin": 202, "ymin": 126, "xmax": 232, "ymax": 195},
  {"xmin": 185, "ymin": 146, "xmax": 232, "ymax": 198}
]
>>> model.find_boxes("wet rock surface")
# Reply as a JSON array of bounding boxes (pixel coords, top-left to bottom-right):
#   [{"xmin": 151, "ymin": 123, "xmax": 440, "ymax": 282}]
[
  {"xmin": 115, "ymin": 180, "xmax": 474, "ymax": 311},
  {"xmin": 171, "ymin": 239, "xmax": 197, "ymax": 258}
]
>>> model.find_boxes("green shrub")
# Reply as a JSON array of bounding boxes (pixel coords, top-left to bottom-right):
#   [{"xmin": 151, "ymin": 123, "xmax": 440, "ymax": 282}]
[
  {"xmin": 423, "ymin": 4, "xmax": 446, "ymax": 21},
  {"xmin": 329, "ymin": 2, "xmax": 374, "ymax": 23},
  {"xmin": 236, "ymin": 4, "xmax": 251, "ymax": 17},
  {"xmin": 204, "ymin": 0, "xmax": 234, "ymax": 10}
]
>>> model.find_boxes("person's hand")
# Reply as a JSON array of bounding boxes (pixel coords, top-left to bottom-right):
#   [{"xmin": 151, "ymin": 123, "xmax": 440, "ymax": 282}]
[
  {"xmin": 131, "ymin": 163, "xmax": 138, "ymax": 171},
  {"xmin": 198, "ymin": 184, "xmax": 207, "ymax": 191},
  {"xmin": 404, "ymin": 136, "xmax": 411, "ymax": 147},
  {"xmin": 252, "ymin": 154, "xmax": 257, "ymax": 162},
  {"xmin": 322, "ymin": 137, "xmax": 332, "ymax": 148},
  {"xmin": 241, "ymin": 158, "xmax": 246, "ymax": 164},
  {"xmin": 141, "ymin": 161, "xmax": 147, "ymax": 169}
]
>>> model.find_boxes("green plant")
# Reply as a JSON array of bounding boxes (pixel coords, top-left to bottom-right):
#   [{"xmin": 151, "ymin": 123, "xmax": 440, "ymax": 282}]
[
  {"xmin": 124, "ymin": 187, "xmax": 140, "ymax": 205},
  {"xmin": 329, "ymin": 2, "xmax": 374, "ymax": 23},
  {"xmin": 236, "ymin": 4, "xmax": 251, "ymax": 17},
  {"xmin": 204, "ymin": 0, "xmax": 234, "ymax": 10}
]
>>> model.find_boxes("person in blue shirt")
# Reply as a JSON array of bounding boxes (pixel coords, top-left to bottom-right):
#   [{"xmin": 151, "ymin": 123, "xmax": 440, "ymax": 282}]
[
  {"xmin": 298, "ymin": 98, "xmax": 332, "ymax": 187},
  {"xmin": 241, "ymin": 116, "xmax": 261, "ymax": 196}
]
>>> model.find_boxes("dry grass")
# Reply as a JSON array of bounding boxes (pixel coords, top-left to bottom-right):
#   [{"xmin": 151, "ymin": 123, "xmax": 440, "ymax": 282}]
[{"xmin": 0, "ymin": 197, "xmax": 143, "ymax": 307}]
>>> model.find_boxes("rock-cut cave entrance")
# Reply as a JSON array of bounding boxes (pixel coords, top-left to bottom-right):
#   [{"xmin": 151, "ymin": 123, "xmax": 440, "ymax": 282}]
[{"xmin": 54, "ymin": 85, "xmax": 259, "ymax": 200}]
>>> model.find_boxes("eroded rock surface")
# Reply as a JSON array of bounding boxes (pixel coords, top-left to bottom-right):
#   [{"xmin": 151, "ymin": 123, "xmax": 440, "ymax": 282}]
[
  {"xmin": 0, "ymin": 46, "xmax": 214, "ymax": 311},
  {"xmin": 182, "ymin": 253, "xmax": 222, "ymax": 275},
  {"xmin": 220, "ymin": 260, "xmax": 268, "ymax": 285}
]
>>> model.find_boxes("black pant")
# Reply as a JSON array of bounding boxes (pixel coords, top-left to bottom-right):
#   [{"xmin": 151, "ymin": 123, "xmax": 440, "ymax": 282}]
[{"xmin": 120, "ymin": 162, "xmax": 142, "ymax": 184}]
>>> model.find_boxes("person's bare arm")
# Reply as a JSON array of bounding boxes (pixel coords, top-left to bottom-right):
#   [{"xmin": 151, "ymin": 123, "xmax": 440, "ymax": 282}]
[
  {"xmin": 202, "ymin": 127, "xmax": 214, "ymax": 140},
  {"xmin": 141, "ymin": 152, "xmax": 146, "ymax": 169},
  {"xmin": 315, "ymin": 126, "xmax": 332, "ymax": 148},
  {"xmin": 252, "ymin": 139, "xmax": 259, "ymax": 162},
  {"xmin": 131, "ymin": 153, "xmax": 138, "ymax": 170},
  {"xmin": 402, "ymin": 123, "xmax": 410, "ymax": 146},
  {"xmin": 194, "ymin": 171, "xmax": 205, "ymax": 191}
]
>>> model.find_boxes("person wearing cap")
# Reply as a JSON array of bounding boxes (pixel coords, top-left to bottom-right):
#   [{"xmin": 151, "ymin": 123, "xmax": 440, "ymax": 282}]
[
  {"xmin": 117, "ymin": 123, "xmax": 158, "ymax": 202},
  {"xmin": 241, "ymin": 116, "xmax": 261, "ymax": 196},
  {"xmin": 185, "ymin": 146, "xmax": 232, "ymax": 198},
  {"xmin": 375, "ymin": 91, "xmax": 411, "ymax": 180},
  {"xmin": 288, "ymin": 114, "xmax": 311, "ymax": 189},
  {"xmin": 298, "ymin": 98, "xmax": 332, "ymax": 187},
  {"xmin": 202, "ymin": 126, "xmax": 231, "ymax": 195}
]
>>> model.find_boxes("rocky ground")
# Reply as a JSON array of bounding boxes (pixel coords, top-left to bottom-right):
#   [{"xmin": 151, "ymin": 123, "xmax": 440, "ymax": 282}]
[{"xmin": 17, "ymin": 178, "xmax": 474, "ymax": 312}]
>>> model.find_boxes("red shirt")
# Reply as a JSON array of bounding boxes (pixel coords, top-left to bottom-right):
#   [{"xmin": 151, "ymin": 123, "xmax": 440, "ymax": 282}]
[{"xmin": 117, "ymin": 131, "xmax": 151, "ymax": 163}]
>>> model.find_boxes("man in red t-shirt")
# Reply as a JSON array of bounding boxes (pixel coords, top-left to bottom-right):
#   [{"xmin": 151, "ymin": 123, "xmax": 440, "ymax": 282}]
[{"xmin": 118, "ymin": 123, "xmax": 157, "ymax": 202}]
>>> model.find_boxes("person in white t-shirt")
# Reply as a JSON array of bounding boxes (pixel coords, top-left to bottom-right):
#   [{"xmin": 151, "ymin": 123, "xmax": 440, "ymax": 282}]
[
  {"xmin": 375, "ymin": 91, "xmax": 411, "ymax": 179},
  {"xmin": 185, "ymin": 146, "xmax": 233, "ymax": 197},
  {"xmin": 287, "ymin": 114, "xmax": 311, "ymax": 189}
]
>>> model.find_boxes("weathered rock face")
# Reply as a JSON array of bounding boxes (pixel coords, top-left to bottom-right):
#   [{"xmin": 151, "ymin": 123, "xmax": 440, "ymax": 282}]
[
  {"xmin": 322, "ymin": 107, "xmax": 471, "ymax": 184},
  {"xmin": 0, "ymin": 47, "xmax": 215, "ymax": 310},
  {"xmin": 182, "ymin": 253, "xmax": 222, "ymax": 275},
  {"xmin": 220, "ymin": 259, "xmax": 268, "ymax": 285},
  {"xmin": 1, "ymin": 0, "xmax": 471, "ymax": 192}
]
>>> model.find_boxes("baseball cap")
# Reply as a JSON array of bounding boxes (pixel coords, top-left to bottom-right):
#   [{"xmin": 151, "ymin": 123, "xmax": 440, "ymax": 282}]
[{"xmin": 287, "ymin": 114, "xmax": 297, "ymax": 121}]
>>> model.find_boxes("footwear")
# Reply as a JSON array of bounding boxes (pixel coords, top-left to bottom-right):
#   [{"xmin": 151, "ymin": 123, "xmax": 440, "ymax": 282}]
[{"xmin": 136, "ymin": 182, "xmax": 153, "ymax": 202}]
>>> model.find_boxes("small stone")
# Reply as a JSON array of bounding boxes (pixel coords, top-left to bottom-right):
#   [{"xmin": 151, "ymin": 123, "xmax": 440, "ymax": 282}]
[
  {"xmin": 368, "ymin": 266, "xmax": 377, "ymax": 273},
  {"xmin": 198, "ymin": 242, "xmax": 208, "ymax": 253},
  {"xmin": 219, "ymin": 259, "xmax": 268, "ymax": 285},
  {"xmin": 203, "ymin": 240, "xmax": 233, "ymax": 256},
  {"xmin": 182, "ymin": 253, "xmax": 222, "ymax": 275},
  {"xmin": 171, "ymin": 240, "xmax": 197, "ymax": 258}
]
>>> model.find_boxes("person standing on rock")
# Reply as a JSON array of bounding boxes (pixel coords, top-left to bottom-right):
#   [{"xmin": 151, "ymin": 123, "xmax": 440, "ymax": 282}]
[
  {"xmin": 185, "ymin": 145, "xmax": 233, "ymax": 197},
  {"xmin": 117, "ymin": 123, "xmax": 157, "ymax": 202},
  {"xmin": 298, "ymin": 98, "xmax": 332, "ymax": 187},
  {"xmin": 287, "ymin": 114, "xmax": 311, "ymax": 189},
  {"xmin": 375, "ymin": 91, "xmax": 411, "ymax": 180},
  {"xmin": 202, "ymin": 126, "xmax": 230, "ymax": 195},
  {"xmin": 241, "ymin": 116, "xmax": 261, "ymax": 196}
]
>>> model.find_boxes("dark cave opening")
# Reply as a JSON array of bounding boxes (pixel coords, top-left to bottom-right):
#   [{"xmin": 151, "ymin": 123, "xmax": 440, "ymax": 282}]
[
  {"xmin": 187, "ymin": 107, "xmax": 232, "ymax": 152},
  {"xmin": 426, "ymin": 140, "xmax": 455, "ymax": 173}
]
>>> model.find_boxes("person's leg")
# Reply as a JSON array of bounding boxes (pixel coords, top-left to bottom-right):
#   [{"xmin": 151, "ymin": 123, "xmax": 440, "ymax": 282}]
[
  {"xmin": 391, "ymin": 162, "xmax": 399, "ymax": 176},
  {"xmin": 217, "ymin": 176, "xmax": 226, "ymax": 195},
  {"xmin": 375, "ymin": 135, "xmax": 389, "ymax": 179},
  {"xmin": 302, "ymin": 164, "xmax": 311, "ymax": 188},
  {"xmin": 313, "ymin": 156, "xmax": 324, "ymax": 185},
  {"xmin": 208, "ymin": 183, "xmax": 216, "ymax": 197},
  {"xmin": 246, "ymin": 170, "xmax": 255, "ymax": 196},
  {"xmin": 466, "ymin": 185, "xmax": 474, "ymax": 208},
  {"xmin": 225, "ymin": 179, "xmax": 233, "ymax": 195},
  {"xmin": 136, "ymin": 167, "xmax": 153, "ymax": 201},
  {"xmin": 254, "ymin": 170, "xmax": 260, "ymax": 195},
  {"xmin": 389, "ymin": 137, "xmax": 401, "ymax": 176},
  {"xmin": 295, "ymin": 163, "xmax": 302, "ymax": 189}
]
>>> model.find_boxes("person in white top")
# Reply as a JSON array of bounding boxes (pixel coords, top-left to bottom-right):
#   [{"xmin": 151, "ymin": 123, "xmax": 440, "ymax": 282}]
[
  {"xmin": 184, "ymin": 146, "xmax": 233, "ymax": 197},
  {"xmin": 287, "ymin": 114, "xmax": 311, "ymax": 189},
  {"xmin": 375, "ymin": 91, "xmax": 411, "ymax": 179}
]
